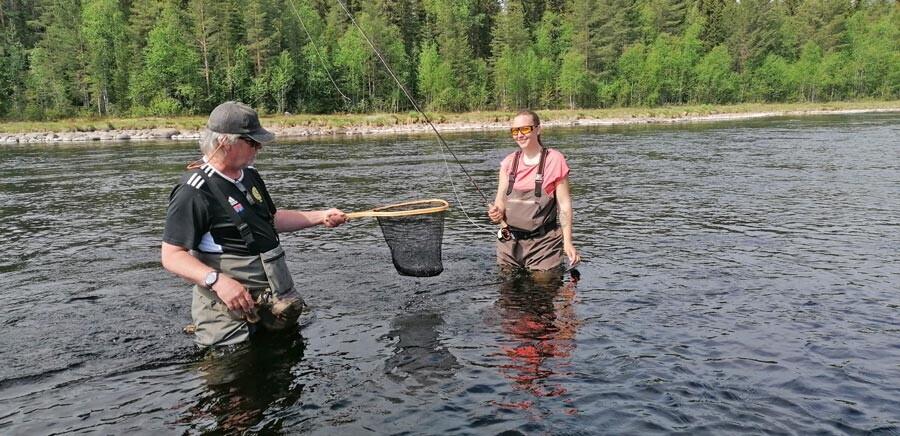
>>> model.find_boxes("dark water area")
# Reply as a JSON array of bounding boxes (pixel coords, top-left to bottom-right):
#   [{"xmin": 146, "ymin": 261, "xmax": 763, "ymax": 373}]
[{"xmin": 1, "ymin": 113, "xmax": 899, "ymax": 434}]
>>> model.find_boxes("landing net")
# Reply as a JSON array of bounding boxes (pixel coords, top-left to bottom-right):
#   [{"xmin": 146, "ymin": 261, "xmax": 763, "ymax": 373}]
[{"xmin": 349, "ymin": 199, "xmax": 450, "ymax": 277}]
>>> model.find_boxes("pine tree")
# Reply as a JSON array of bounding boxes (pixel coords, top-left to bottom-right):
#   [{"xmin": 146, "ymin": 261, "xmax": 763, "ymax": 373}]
[
  {"xmin": 726, "ymin": 0, "xmax": 782, "ymax": 74},
  {"xmin": 792, "ymin": 0, "xmax": 852, "ymax": 53},
  {"xmin": 491, "ymin": 1, "xmax": 535, "ymax": 109},
  {"xmin": 696, "ymin": 0, "xmax": 728, "ymax": 50},
  {"xmin": 243, "ymin": 0, "xmax": 275, "ymax": 76},
  {"xmin": 0, "ymin": 11, "xmax": 28, "ymax": 117},
  {"xmin": 188, "ymin": 0, "xmax": 218, "ymax": 108},
  {"xmin": 26, "ymin": 0, "xmax": 90, "ymax": 118},
  {"xmin": 127, "ymin": 0, "xmax": 165, "ymax": 60},
  {"xmin": 596, "ymin": 0, "xmax": 640, "ymax": 77},
  {"xmin": 130, "ymin": 5, "xmax": 202, "ymax": 114},
  {"xmin": 334, "ymin": 1, "xmax": 408, "ymax": 111},
  {"xmin": 82, "ymin": 0, "xmax": 130, "ymax": 115}
]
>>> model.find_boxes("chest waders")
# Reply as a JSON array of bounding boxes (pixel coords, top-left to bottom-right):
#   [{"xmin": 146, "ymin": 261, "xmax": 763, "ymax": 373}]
[
  {"xmin": 192, "ymin": 169, "xmax": 305, "ymax": 347},
  {"xmin": 496, "ymin": 148, "xmax": 564, "ymax": 271}
]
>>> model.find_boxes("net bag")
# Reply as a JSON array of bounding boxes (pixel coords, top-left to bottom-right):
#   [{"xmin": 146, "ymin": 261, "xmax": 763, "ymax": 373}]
[{"xmin": 349, "ymin": 199, "xmax": 450, "ymax": 277}]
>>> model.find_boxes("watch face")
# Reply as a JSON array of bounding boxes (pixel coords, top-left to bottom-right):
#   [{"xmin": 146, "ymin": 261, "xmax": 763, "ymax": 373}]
[{"xmin": 205, "ymin": 271, "xmax": 218, "ymax": 287}]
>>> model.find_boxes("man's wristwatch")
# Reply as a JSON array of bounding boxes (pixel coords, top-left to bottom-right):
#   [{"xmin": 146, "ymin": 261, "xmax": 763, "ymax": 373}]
[{"xmin": 204, "ymin": 271, "xmax": 219, "ymax": 288}]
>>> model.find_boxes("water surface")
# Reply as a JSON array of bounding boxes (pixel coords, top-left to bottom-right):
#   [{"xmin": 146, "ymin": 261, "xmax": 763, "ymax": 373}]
[{"xmin": 1, "ymin": 113, "xmax": 899, "ymax": 434}]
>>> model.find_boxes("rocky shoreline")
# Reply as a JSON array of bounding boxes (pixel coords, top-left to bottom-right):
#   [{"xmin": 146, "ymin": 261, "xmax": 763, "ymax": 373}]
[{"xmin": 1, "ymin": 108, "xmax": 897, "ymax": 144}]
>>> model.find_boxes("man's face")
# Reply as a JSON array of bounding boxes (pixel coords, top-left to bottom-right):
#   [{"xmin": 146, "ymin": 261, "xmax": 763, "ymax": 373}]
[{"xmin": 228, "ymin": 136, "xmax": 262, "ymax": 168}]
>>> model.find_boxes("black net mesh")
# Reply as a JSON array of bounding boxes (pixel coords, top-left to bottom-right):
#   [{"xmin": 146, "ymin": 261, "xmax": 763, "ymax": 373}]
[{"xmin": 375, "ymin": 201, "xmax": 447, "ymax": 277}]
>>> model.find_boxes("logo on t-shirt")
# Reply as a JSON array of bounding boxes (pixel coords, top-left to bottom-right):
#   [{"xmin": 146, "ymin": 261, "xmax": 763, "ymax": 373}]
[
  {"xmin": 227, "ymin": 196, "xmax": 244, "ymax": 214},
  {"xmin": 251, "ymin": 186, "xmax": 263, "ymax": 203}
]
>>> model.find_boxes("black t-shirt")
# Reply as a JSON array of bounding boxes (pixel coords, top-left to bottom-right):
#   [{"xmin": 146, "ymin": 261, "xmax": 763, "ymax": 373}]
[{"xmin": 163, "ymin": 163, "xmax": 279, "ymax": 256}]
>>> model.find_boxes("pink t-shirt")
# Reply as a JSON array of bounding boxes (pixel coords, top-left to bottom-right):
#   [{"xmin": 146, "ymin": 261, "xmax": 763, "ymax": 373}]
[{"xmin": 500, "ymin": 148, "xmax": 570, "ymax": 195}]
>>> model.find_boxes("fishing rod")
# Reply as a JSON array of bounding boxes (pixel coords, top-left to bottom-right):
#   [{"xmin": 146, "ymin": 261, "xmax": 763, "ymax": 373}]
[{"xmin": 333, "ymin": 0, "xmax": 492, "ymax": 207}]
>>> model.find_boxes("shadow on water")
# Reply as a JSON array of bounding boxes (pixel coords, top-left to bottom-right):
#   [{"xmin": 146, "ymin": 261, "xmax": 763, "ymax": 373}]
[
  {"xmin": 180, "ymin": 332, "xmax": 307, "ymax": 435},
  {"xmin": 383, "ymin": 311, "xmax": 460, "ymax": 386}
]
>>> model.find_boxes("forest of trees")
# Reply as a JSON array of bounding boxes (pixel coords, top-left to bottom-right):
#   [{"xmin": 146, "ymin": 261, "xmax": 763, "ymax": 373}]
[{"xmin": 0, "ymin": 0, "xmax": 897, "ymax": 120}]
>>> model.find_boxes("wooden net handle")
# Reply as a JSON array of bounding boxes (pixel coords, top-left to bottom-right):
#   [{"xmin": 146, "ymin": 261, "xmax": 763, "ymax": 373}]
[{"xmin": 345, "ymin": 199, "xmax": 450, "ymax": 219}]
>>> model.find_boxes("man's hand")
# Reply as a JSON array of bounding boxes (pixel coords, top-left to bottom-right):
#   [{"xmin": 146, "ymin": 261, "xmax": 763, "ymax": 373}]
[
  {"xmin": 323, "ymin": 208, "xmax": 347, "ymax": 227},
  {"xmin": 211, "ymin": 275, "xmax": 255, "ymax": 314}
]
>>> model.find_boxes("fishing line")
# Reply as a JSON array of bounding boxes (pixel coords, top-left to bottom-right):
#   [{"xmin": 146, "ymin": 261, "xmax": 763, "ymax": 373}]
[
  {"xmin": 286, "ymin": 0, "xmax": 352, "ymax": 104},
  {"xmin": 334, "ymin": 0, "xmax": 493, "ymax": 233}
]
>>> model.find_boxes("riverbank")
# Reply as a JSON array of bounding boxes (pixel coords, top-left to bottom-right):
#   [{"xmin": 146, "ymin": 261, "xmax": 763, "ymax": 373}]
[{"xmin": 1, "ymin": 101, "xmax": 898, "ymax": 144}]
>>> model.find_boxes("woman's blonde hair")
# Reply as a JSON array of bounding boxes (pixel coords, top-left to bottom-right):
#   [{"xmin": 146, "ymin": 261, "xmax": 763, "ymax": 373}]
[{"xmin": 515, "ymin": 110, "xmax": 541, "ymax": 126}]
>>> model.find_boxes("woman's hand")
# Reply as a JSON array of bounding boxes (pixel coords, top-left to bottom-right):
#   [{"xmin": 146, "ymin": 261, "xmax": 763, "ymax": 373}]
[
  {"xmin": 487, "ymin": 203, "xmax": 505, "ymax": 224},
  {"xmin": 564, "ymin": 242, "xmax": 581, "ymax": 268}
]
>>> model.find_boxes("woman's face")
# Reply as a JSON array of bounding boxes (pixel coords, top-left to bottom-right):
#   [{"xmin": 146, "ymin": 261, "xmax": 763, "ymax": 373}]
[{"xmin": 511, "ymin": 114, "xmax": 541, "ymax": 149}]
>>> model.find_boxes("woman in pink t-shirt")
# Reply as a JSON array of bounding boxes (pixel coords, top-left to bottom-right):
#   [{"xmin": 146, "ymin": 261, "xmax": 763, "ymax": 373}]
[{"xmin": 487, "ymin": 110, "xmax": 581, "ymax": 271}]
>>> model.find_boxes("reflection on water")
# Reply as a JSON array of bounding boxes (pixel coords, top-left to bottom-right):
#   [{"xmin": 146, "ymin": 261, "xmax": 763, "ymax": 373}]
[
  {"xmin": 183, "ymin": 333, "xmax": 306, "ymax": 434},
  {"xmin": 492, "ymin": 270, "xmax": 580, "ymax": 412}
]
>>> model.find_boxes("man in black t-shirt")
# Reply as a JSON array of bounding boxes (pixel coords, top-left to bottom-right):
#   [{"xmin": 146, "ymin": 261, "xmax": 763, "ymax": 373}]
[{"xmin": 161, "ymin": 101, "xmax": 347, "ymax": 347}]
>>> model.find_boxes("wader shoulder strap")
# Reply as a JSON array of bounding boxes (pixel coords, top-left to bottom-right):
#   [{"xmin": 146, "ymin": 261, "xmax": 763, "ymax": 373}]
[
  {"xmin": 534, "ymin": 147, "xmax": 549, "ymax": 198},
  {"xmin": 196, "ymin": 169, "xmax": 257, "ymax": 247},
  {"xmin": 504, "ymin": 148, "xmax": 549, "ymax": 197},
  {"xmin": 505, "ymin": 150, "xmax": 522, "ymax": 196}
]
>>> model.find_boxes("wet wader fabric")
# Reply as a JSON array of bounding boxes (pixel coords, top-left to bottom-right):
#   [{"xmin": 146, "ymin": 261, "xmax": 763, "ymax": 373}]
[
  {"xmin": 497, "ymin": 149, "xmax": 563, "ymax": 271},
  {"xmin": 192, "ymin": 250, "xmax": 306, "ymax": 347},
  {"xmin": 189, "ymin": 168, "xmax": 304, "ymax": 347}
]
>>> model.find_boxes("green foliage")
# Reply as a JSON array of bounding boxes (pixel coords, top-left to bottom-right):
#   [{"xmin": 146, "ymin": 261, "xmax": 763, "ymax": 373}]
[
  {"xmin": 129, "ymin": 5, "xmax": 202, "ymax": 115},
  {"xmin": 2, "ymin": 0, "xmax": 898, "ymax": 120},
  {"xmin": 726, "ymin": 0, "xmax": 782, "ymax": 73},
  {"xmin": 81, "ymin": 0, "xmax": 130, "ymax": 115},
  {"xmin": 0, "ymin": 27, "xmax": 28, "ymax": 117},
  {"xmin": 25, "ymin": 0, "xmax": 87, "ymax": 119},
  {"xmin": 747, "ymin": 54, "xmax": 791, "ymax": 102},
  {"xmin": 789, "ymin": 41, "xmax": 824, "ymax": 102},
  {"xmin": 490, "ymin": 0, "xmax": 535, "ymax": 109},
  {"xmin": 693, "ymin": 45, "xmax": 738, "ymax": 103},
  {"xmin": 559, "ymin": 49, "xmax": 590, "ymax": 108},
  {"xmin": 334, "ymin": 4, "xmax": 408, "ymax": 112},
  {"xmin": 417, "ymin": 42, "xmax": 452, "ymax": 110},
  {"xmin": 270, "ymin": 50, "xmax": 297, "ymax": 114}
]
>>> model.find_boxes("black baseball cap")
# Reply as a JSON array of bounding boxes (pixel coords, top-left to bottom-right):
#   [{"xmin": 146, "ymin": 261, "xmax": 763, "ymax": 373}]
[{"xmin": 207, "ymin": 101, "xmax": 275, "ymax": 144}]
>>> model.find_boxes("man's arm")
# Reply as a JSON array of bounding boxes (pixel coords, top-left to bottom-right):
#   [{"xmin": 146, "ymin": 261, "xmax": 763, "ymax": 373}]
[
  {"xmin": 160, "ymin": 242, "xmax": 255, "ymax": 313},
  {"xmin": 273, "ymin": 208, "xmax": 346, "ymax": 233}
]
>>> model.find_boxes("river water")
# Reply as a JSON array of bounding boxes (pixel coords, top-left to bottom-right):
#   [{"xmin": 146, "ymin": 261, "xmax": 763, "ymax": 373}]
[{"xmin": 1, "ymin": 113, "xmax": 898, "ymax": 434}]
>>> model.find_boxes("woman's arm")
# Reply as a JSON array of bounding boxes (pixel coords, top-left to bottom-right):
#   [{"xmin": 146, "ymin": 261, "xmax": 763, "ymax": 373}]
[
  {"xmin": 555, "ymin": 177, "xmax": 581, "ymax": 266},
  {"xmin": 488, "ymin": 168, "xmax": 508, "ymax": 223}
]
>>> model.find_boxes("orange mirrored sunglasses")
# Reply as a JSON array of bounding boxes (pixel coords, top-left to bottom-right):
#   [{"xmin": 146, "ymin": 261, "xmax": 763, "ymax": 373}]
[{"xmin": 509, "ymin": 125, "xmax": 535, "ymax": 137}]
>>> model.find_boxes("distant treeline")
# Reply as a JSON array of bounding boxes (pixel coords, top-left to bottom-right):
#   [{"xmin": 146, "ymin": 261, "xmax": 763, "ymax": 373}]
[{"xmin": 0, "ymin": 0, "xmax": 897, "ymax": 120}]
